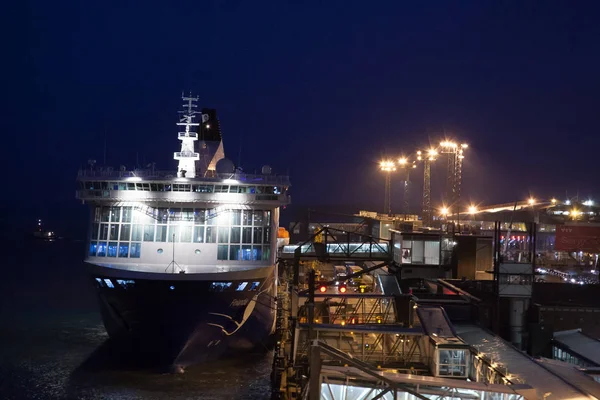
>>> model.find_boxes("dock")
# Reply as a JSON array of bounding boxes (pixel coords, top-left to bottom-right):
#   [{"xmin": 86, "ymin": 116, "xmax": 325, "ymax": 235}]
[{"xmin": 271, "ymin": 226, "xmax": 600, "ymax": 400}]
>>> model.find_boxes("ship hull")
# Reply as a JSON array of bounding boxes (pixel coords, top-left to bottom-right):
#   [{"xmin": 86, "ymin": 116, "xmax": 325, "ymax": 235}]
[{"xmin": 90, "ymin": 264, "xmax": 277, "ymax": 367}]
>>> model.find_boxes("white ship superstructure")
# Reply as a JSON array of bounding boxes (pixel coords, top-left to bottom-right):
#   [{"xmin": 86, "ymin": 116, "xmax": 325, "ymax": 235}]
[{"xmin": 76, "ymin": 94, "xmax": 290, "ymax": 366}]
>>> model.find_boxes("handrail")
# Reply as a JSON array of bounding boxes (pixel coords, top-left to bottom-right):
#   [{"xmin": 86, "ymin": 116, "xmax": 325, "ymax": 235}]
[{"xmin": 77, "ymin": 169, "xmax": 291, "ymax": 185}]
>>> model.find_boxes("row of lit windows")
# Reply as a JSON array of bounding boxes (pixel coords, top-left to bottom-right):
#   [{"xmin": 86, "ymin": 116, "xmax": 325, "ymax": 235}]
[
  {"xmin": 217, "ymin": 244, "xmax": 271, "ymax": 261},
  {"xmin": 210, "ymin": 281, "xmax": 261, "ymax": 292},
  {"xmin": 90, "ymin": 242, "xmax": 141, "ymax": 258},
  {"xmin": 94, "ymin": 278, "xmax": 262, "ymax": 292},
  {"xmin": 94, "ymin": 206, "xmax": 271, "ymax": 227},
  {"xmin": 95, "ymin": 278, "xmax": 135, "ymax": 289},
  {"xmin": 89, "ymin": 241, "xmax": 271, "ymax": 261},
  {"xmin": 81, "ymin": 181, "xmax": 283, "ymax": 194},
  {"xmin": 92, "ymin": 224, "xmax": 272, "ymax": 244}
]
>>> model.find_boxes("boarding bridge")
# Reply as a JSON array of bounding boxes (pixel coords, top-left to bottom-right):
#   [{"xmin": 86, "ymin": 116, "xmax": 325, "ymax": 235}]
[{"xmin": 281, "ymin": 227, "xmax": 393, "ymax": 262}]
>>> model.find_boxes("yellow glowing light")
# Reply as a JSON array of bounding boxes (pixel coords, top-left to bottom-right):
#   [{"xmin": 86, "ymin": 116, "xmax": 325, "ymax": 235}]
[
  {"xmin": 551, "ymin": 198, "xmax": 557, "ymax": 204},
  {"xmin": 379, "ymin": 160, "xmax": 396, "ymax": 172},
  {"xmin": 461, "ymin": 143, "xmax": 468, "ymax": 148},
  {"xmin": 528, "ymin": 198, "xmax": 535, "ymax": 206},
  {"xmin": 440, "ymin": 141, "xmax": 457, "ymax": 148},
  {"xmin": 468, "ymin": 205, "xmax": 478, "ymax": 214},
  {"xmin": 398, "ymin": 157, "xmax": 408, "ymax": 165},
  {"xmin": 441, "ymin": 207, "xmax": 449, "ymax": 216},
  {"xmin": 428, "ymin": 148, "xmax": 438, "ymax": 156}
]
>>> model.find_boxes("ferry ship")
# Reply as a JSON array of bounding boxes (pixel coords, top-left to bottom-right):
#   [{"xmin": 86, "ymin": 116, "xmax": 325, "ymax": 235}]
[{"xmin": 76, "ymin": 94, "xmax": 290, "ymax": 367}]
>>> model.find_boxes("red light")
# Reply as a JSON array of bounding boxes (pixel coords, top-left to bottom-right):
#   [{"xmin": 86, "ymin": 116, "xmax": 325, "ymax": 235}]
[
  {"xmin": 339, "ymin": 285, "xmax": 347, "ymax": 293},
  {"xmin": 319, "ymin": 285, "xmax": 327, "ymax": 293}
]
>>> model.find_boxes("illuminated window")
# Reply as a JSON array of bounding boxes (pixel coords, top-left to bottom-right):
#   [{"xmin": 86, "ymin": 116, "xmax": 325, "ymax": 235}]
[
  {"xmin": 107, "ymin": 242, "xmax": 118, "ymax": 257},
  {"xmin": 97, "ymin": 242, "xmax": 107, "ymax": 257},
  {"xmin": 180, "ymin": 225, "xmax": 192, "ymax": 242},
  {"xmin": 104, "ymin": 279, "xmax": 115, "ymax": 289},
  {"xmin": 253, "ymin": 246, "xmax": 262, "ymax": 260},
  {"xmin": 253, "ymin": 227, "xmax": 263, "ymax": 244},
  {"xmin": 119, "ymin": 224, "xmax": 131, "ymax": 241},
  {"xmin": 167, "ymin": 225, "xmax": 179, "ymax": 242},
  {"xmin": 217, "ymin": 227, "xmax": 229, "ymax": 243},
  {"xmin": 236, "ymin": 282, "xmax": 248, "ymax": 291},
  {"xmin": 109, "ymin": 224, "xmax": 119, "ymax": 240},
  {"xmin": 130, "ymin": 243, "xmax": 141, "ymax": 258},
  {"xmin": 242, "ymin": 227, "xmax": 252, "ymax": 243},
  {"xmin": 118, "ymin": 243, "xmax": 129, "ymax": 257},
  {"xmin": 229, "ymin": 245, "xmax": 240, "ymax": 260},
  {"xmin": 95, "ymin": 277, "xmax": 103, "ymax": 287},
  {"xmin": 249, "ymin": 282, "xmax": 260, "ymax": 291},
  {"xmin": 116, "ymin": 279, "xmax": 135, "ymax": 289},
  {"xmin": 193, "ymin": 226, "xmax": 205, "ymax": 243},
  {"xmin": 205, "ymin": 227, "xmax": 216, "ymax": 243},
  {"xmin": 99, "ymin": 224, "xmax": 109, "ymax": 240},
  {"xmin": 437, "ymin": 349, "xmax": 467, "ymax": 377},
  {"xmin": 131, "ymin": 224, "xmax": 142, "ymax": 241},
  {"xmin": 194, "ymin": 208, "xmax": 206, "ymax": 224},
  {"xmin": 89, "ymin": 242, "xmax": 98, "ymax": 256},
  {"xmin": 209, "ymin": 282, "xmax": 232, "ymax": 292},
  {"xmin": 230, "ymin": 227, "xmax": 241, "ymax": 243},
  {"xmin": 155, "ymin": 225, "xmax": 167, "ymax": 242},
  {"xmin": 241, "ymin": 245, "xmax": 252, "ymax": 260},
  {"xmin": 143, "ymin": 225, "xmax": 155, "ymax": 242},
  {"xmin": 263, "ymin": 245, "xmax": 271, "ymax": 261},
  {"xmin": 217, "ymin": 245, "xmax": 228, "ymax": 260}
]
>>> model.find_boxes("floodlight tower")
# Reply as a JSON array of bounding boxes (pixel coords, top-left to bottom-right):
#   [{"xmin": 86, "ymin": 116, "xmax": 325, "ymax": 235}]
[
  {"xmin": 397, "ymin": 157, "xmax": 417, "ymax": 215},
  {"xmin": 417, "ymin": 149, "xmax": 438, "ymax": 227},
  {"xmin": 439, "ymin": 141, "xmax": 468, "ymax": 208},
  {"xmin": 380, "ymin": 160, "xmax": 396, "ymax": 215}
]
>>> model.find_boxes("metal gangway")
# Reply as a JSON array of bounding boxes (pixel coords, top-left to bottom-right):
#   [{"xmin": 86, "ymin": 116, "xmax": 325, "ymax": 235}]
[{"xmin": 280, "ymin": 227, "xmax": 393, "ymax": 262}]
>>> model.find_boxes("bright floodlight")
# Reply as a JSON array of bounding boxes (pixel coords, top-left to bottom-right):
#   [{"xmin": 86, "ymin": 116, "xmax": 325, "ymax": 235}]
[
  {"xmin": 461, "ymin": 143, "xmax": 469, "ymax": 148},
  {"xmin": 468, "ymin": 205, "xmax": 477, "ymax": 214},
  {"xmin": 551, "ymin": 198, "xmax": 557, "ymax": 204},
  {"xmin": 440, "ymin": 141, "xmax": 457, "ymax": 148},
  {"xmin": 441, "ymin": 207, "xmax": 449, "ymax": 216},
  {"xmin": 583, "ymin": 199, "xmax": 594, "ymax": 206},
  {"xmin": 380, "ymin": 160, "xmax": 396, "ymax": 172},
  {"xmin": 528, "ymin": 198, "xmax": 535, "ymax": 206},
  {"xmin": 398, "ymin": 157, "xmax": 408, "ymax": 165}
]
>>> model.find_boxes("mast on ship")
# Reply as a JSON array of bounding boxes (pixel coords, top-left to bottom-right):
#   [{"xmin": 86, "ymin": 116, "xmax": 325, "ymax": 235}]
[{"xmin": 174, "ymin": 93, "xmax": 201, "ymax": 178}]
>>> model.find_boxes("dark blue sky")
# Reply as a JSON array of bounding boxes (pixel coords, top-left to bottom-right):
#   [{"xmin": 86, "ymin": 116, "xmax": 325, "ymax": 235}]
[{"xmin": 8, "ymin": 1, "xmax": 600, "ymax": 230}]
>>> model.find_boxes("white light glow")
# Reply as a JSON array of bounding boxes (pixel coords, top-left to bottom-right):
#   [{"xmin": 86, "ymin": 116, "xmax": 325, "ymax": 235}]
[
  {"xmin": 126, "ymin": 177, "xmax": 142, "ymax": 182},
  {"xmin": 223, "ymin": 178, "xmax": 239, "ymax": 184}
]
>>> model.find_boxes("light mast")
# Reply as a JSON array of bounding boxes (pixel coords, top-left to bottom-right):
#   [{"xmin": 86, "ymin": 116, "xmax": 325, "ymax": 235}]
[{"xmin": 174, "ymin": 93, "xmax": 200, "ymax": 178}]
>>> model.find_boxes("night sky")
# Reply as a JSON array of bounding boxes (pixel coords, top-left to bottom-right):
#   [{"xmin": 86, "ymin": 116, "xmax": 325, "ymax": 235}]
[{"xmin": 8, "ymin": 1, "xmax": 600, "ymax": 233}]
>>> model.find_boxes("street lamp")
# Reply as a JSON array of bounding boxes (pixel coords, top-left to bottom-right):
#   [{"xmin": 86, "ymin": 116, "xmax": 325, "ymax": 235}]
[
  {"xmin": 528, "ymin": 198, "xmax": 535, "ymax": 206},
  {"xmin": 440, "ymin": 206, "xmax": 450, "ymax": 218},
  {"xmin": 397, "ymin": 157, "xmax": 416, "ymax": 215},
  {"xmin": 380, "ymin": 160, "xmax": 396, "ymax": 215},
  {"xmin": 468, "ymin": 205, "xmax": 478, "ymax": 215}
]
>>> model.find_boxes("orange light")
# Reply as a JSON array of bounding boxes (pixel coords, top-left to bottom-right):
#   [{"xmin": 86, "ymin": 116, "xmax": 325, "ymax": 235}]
[
  {"xmin": 319, "ymin": 285, "xmax": 327, "ymax": 293},
  {"xmin": 339, "ymin": 284, "xmax": 347, "ymax": 293}
]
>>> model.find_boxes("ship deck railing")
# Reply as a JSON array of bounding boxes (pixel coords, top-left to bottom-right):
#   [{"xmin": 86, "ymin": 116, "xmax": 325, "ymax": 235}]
[{"xmin": 77, "ymin": 169, "xmax": 291, "ymax": 185}]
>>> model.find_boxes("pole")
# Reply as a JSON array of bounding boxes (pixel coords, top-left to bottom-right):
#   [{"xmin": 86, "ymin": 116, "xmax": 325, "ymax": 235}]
[{"xmin": 422, "ymin": 159, "xmax": 431, "ymax": 226}]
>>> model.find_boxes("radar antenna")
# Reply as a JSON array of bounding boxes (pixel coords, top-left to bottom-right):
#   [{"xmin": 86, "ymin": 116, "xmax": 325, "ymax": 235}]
[{"xmin": 174, "ymin": 92, "xmax": 200, "ymax": 178}]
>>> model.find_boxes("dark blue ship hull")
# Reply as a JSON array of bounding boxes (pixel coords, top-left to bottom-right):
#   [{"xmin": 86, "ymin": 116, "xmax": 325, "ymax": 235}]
[{"xmin": 91, "ymin": 268, "xmax": 276, "ymax": 367}]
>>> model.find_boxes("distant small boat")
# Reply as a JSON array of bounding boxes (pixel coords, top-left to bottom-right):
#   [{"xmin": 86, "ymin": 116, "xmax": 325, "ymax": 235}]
[{"xmin": 33, "ymin": 219, "xmax": 56, "ymax": 240}]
